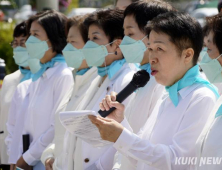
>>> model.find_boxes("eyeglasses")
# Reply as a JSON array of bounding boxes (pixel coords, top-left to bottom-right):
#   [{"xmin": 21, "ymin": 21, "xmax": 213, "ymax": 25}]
[{"xmin": 10, "ymin": 40, "xmax": 26, "ymax": 48}]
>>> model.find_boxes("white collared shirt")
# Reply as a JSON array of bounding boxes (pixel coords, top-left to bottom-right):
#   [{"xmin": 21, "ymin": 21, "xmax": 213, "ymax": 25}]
[
  {"xmin": 114, "ymin": 84, "xmax": 217, "ymax": 170},
  {"xmin": 1, "ymin": 70, "xmax": 25, "ymax": 164},
  {"xmin": 71, "ymin": 63, "xmax": 135, "ymax": 170},
  {"xmin": 195, "ymin": 95, "xmax": 222, "ymax": 170},
  {"xmin": 100, "ymin": 77, "xmax": 165, "ymax": 170},
  {"xmin": 125, "ymin": 76, "xmax": 164, "ymax": 134},
  {"xmin": 5, "ymin": 78, "xmax": 31, "ymax": 164},
  {"xmin": 213, "ymin": 83, "xmax": 222, "ymax": 95},
  {"xmin": 40, "ymin": 67, "xmax": 98, "ymax": 170},
  {"xmin": 17, "ymin": 62, "xmax": 74, "ymax": 166}
]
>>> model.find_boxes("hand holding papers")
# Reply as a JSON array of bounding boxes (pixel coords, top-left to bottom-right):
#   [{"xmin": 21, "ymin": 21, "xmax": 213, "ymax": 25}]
[{"xmin": 59, "ymin": 110, "xmax": 112, "ymax": 147}]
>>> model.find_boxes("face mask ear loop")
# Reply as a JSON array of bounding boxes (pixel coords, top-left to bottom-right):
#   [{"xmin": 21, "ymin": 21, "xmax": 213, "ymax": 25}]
[
  {"xmin": 105, "ymin": 39, "xmax": 117, "ymax": 47},
  {"xmin": 45, "ymin": 39, "xmax": 52, "ymax": 52},
  {"xmin": 46, "ymin": 47, "xmax": 52, "ymax": 52},
  {"xmin": 141, "ymin": 35, "xmax": 148, "ymax": 50},
  {"xmin": 141, "ymin": 35, "xmax": 148, "ymax": 41},
  {"xmin": 106, "ymin": 40, "xmax": 118, "ymax": 55},
  {"xmin": 216, "ymin": 54, "xmax": 222, "ymax": 60}
]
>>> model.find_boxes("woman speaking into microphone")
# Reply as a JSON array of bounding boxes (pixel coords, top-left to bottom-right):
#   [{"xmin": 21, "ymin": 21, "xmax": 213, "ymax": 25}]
[{"xmin": 90, "ymin": 12, "xmax": 219, "ymax": 170}]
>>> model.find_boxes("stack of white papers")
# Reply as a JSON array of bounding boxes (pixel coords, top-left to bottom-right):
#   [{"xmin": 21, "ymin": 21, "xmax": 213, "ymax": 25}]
[{"xmin": 59, "ymin": 110, "xmax": 112, "ymax": 147}]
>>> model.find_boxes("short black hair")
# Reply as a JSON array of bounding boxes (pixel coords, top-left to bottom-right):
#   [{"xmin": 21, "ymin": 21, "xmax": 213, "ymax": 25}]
[
  {"xmin": 124, "ymin": 0, "xmax": 174, "ymax": 33},
  {"xmin": 84, "ymin": 9, "xmax": 124, "ymax": 43},
  {"xmin": 145, "ymin": 12, "xmax": 203, "ymax": 65},
  {"xmin": 202, "ymin": 24, "xmax": 211, "ymax": 37},
  {"xmin": 13, "ymin": 21, "xmax": 27, "ymax": 37},
  {"xmin": 66, "ymin": 14, "xmax": 89, "ymax": 43},
  {"xmin": 218, "ymin": 0, "xmax": 222, "ymax": 12},
  {"xmin": 27, "ymin": 10, "xmax": 67, "ymax": 54},
  {"xmin": 206, "ymin": 13, "xmax": 222, "ymax": 54}
]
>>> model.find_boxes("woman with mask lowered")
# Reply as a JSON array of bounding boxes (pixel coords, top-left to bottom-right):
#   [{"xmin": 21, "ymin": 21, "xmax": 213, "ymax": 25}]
[
  {"xmin": 111, "ymin": 1, "xmax": 173, "ymax": 169},
  {"xmin": 90, "ymin": 12, "xmax": 220, "ymax": 170},
  {"xmin": 119, "ymin": 0, "xmax": 174, "ymax": 136},
  {"xmin": 62, "ymin": 9, "xmax": 135, "ymax": 170},
  {"xmin": 196, "ymin": 13, "xmax": 222, "ymax": 170},
  {"xmin": 40, "ymin": 14, "xmax": 98, "ymax": 170},
  {"xmin": 6, "ymin": 10, "xmax": 74, "ymax": 170},
  {"xmin": 0, "ymin": 21, "xmax": 32, "ymax": 170}
]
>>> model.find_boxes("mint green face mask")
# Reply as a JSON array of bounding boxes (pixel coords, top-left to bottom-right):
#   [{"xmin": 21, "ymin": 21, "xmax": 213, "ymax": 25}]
[
  {"xmin": 62, "ymin": 43, "xmax": 84, "ymax": 69},
  {"xmin": 82, "ymin": 40, "xmax": 115, "ymax": 67},
  {"xmin": 199, "ymin": 48, "xmax": 222, "ymax": 83},
  {"xmin": 25, "ymin": 35, "xmax": 51, "ymax": 74},
  {"xmin": 119, "ymin": 35, "xmax": 147, "ymax": 63},
  {"xmin": 13, "ymin": 46, "xmax": 29, "ymax": 67}
]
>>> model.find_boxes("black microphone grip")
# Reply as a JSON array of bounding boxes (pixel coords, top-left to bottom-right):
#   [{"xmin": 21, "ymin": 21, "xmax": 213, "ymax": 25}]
[
  {"xmin": 98, "ymin": 82, "xmax": 137, "ymax": 117},
  {"xmin": 23, "ymin": 134, "xmax": 30, "ymax": 154}
]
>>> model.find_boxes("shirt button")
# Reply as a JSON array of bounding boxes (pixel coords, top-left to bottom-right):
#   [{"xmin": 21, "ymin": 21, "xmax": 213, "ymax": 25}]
[{"xmin": 84, "ymin": 158, "xmax": 90, "ymax": 163}]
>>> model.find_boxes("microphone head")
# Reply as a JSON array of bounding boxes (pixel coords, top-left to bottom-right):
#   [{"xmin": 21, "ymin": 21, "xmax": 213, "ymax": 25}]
[{"xmin": 131, "ymin": 70, "xmax": 150, "ymax": 88}]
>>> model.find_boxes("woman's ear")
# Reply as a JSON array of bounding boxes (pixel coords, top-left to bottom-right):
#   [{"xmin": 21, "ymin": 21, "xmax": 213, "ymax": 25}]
[
  {"xmin": 113, "ymin": 39, "xmax": 123, "ymax": 57},
  {"xmin": 114, "ymin": 39, "xmax": 122, "ymax": 48},
  {"xmin": 182, "ymin": 48, "xmax": 194, "ymax": 64}
]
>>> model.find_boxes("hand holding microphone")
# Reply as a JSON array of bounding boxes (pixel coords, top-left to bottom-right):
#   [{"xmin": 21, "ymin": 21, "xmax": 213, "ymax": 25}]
[
  {"xmin": 99, "ymin": 91, "xmax": 126, "ymax": 122},
  {"xmin": 98, "ymin": 70, "xmax": 150, "ymax": 119}
]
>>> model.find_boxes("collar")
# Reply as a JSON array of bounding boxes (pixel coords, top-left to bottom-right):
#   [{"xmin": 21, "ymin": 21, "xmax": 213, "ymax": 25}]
[
  {"xmin": 178, "ymin": 83, "xmax": 201, "ymax": 99},
  {"xmin": 22, "ymin": 79, "xmax": 33, "ymax": 95},
  {"xmin": 109, "ymin": 63, "xmax": 128, "ymax": 81},
  {"xmin": 163, "ymin": 84, "xmax": 203, "ymax": 102},
  {"xmin": 74, "ymin": 67, "xmax": 97, "ymax": 88},
  {"xmin": 42, "ymin": 62, "xmax": 60, "ymax": 79}
]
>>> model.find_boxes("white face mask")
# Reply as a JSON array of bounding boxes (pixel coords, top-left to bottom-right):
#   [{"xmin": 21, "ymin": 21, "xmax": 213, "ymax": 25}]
[{"xmin": 199, "ymin": 48, "xmax": 222, "ymax": 83}]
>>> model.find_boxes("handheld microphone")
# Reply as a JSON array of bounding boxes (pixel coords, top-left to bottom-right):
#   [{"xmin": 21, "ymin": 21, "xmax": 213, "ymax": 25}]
[{"xmin": 98, "ymin": 70, "xmax": 150, "ymax": 117}]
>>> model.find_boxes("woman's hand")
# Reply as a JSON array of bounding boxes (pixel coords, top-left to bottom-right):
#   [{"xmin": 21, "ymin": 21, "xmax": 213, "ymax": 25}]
[
  {"xmin": 16, "ymin": 156, "xmax": 32, "ymax": 170},
  {"xmin": 99, "ymin": 91, "xmax": 125, "ymax": 123},
  {"xmin": 45, "ymin": 157, "xmax": 54, "ymax": 170},
  {"xmin": 88, "ymin": 116, "xmax": 124, "ymax": 142}
]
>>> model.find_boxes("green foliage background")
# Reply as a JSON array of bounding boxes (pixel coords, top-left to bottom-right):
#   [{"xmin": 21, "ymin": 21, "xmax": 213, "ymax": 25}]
[{"xmin": 0, "ymin": 22, "xmax": 17, "ymax": 74}]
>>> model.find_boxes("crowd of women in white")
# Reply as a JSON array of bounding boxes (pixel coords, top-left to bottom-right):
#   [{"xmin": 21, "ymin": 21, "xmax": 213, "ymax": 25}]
[{"xmin": 0, "ymin": 0, "xmax": 222, "ymax": 169}]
